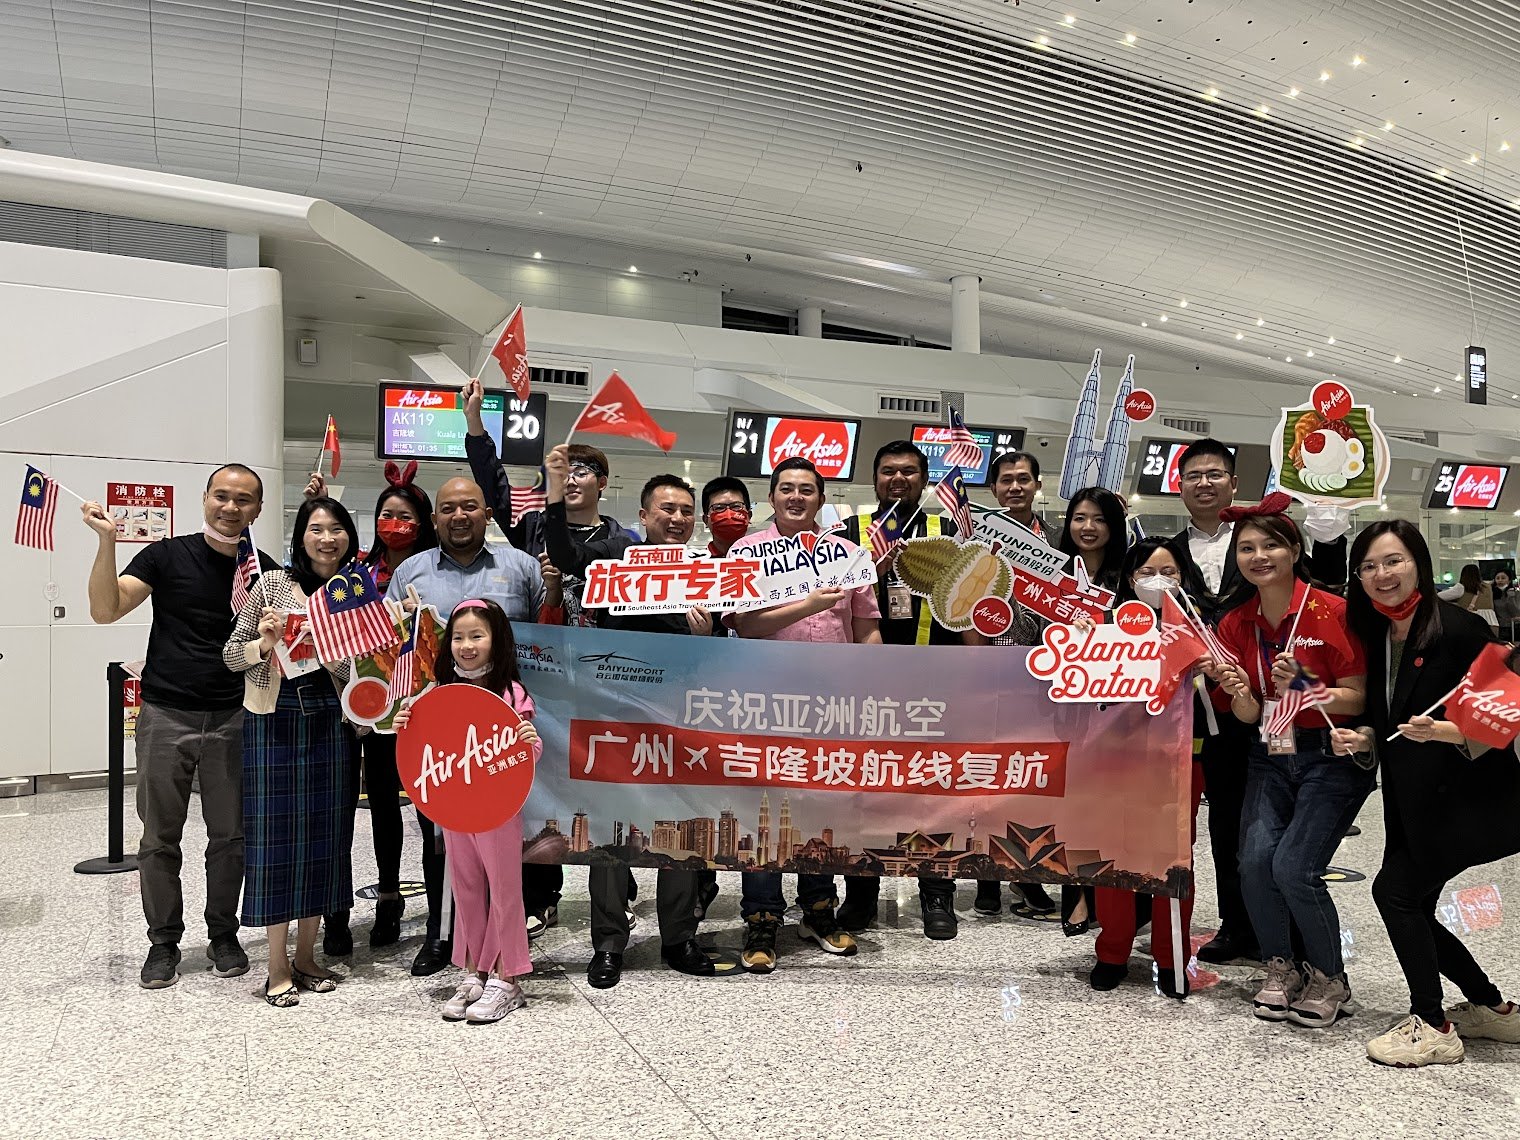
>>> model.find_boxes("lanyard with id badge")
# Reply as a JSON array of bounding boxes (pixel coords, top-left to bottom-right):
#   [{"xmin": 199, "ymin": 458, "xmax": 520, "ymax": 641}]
[{"xmin": 1255, "ymin": 631, "xmax": 1298, "ymax": 755}]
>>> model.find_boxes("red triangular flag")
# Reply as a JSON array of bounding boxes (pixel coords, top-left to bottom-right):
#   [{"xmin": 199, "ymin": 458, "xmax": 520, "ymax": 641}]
[
  {"xmin": 1444, "ymin": 643, "xmax": 1520, "ymax": 750},
  {"xmin": 570, "ymin": 371, "xmax": 677, "ymax": 452},
  {"xmin": 321, "ymin": 415, "xmax": 342, "ymax": 479},
  {"xmin": 1155, "ymin": 590, "xmax": 1208, "ymax": 707},
  {"xmin": 489, "ymin": 304, "xmax": 530, "ymax": 401}
]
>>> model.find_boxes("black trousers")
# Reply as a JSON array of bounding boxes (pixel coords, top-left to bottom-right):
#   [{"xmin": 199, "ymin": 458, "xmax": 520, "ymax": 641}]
[
  {"xmin": 415, "ymin": 811, "xmax": 449, "ymax": 941},
  {"xmin": 589, "ymin": 866, "xmax": 717, "ymax": 952},
  {"xmin": 523, "ymin": 863, "xmax": 564, "ymax": 915},
  {"xmin": 1200, "ymin": 719, "xmax": 1255, "ymax": 945},
  {"xmin": 1373, "ymin": 844, "xmax": 1503, "ymax": 1024},
  {"xmin": 357, "ymin": 732, "xmax": 404, "ymax": 895}
]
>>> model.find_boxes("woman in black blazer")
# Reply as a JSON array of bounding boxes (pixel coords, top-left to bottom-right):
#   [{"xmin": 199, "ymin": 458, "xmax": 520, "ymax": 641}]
[{"xmin": 1335, "ymin": 519, "xmax": 1520, "ymax": 1067}]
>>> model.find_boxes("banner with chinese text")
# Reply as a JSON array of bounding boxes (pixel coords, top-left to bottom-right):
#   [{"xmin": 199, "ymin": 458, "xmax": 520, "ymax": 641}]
[{"xmin": 513, "ymin": 625, "xmax": 1194, "ymax": 895}]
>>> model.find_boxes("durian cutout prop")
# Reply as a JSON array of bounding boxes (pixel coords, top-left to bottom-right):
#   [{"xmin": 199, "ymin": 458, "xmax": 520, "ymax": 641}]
[{"xmin": 896, "ymin": 537, "xmax": 1014, "ymax": 631}]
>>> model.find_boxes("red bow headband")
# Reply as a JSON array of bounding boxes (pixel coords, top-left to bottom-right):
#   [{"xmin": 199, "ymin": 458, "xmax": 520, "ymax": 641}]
[
  {"xmin": 383, "ymin": 459, "xmax": 418, "ymax": 489},
  {"xmin": 1217, "ymin": 491, "xmax": 1292, "ymax": 525}
]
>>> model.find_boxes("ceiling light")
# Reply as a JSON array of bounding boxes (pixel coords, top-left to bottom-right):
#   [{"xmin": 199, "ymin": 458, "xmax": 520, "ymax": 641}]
[
  {"xmin": 1178, "ymin": 298, "xmax": 1188, "ymax": 308},
  {"xmin": 1327, "ymin": 336, "xmax": 1336, "ymax": 344},
  {"xmin": 1435, "ymin": 168, "xmax": 1449, "ymax": 179},
  {"xmin": 1287, "ymin": 87, "xmax": 1299, "ymax": 98},
  {"xmin": 1124, "ymin": 32, "xmax": 1137, "ymax": 45},
  {"xmin": 1467, "ymin": 154, "xmax": 1481, "ymax": 164},
  {"xmin": 1235, "ymin": 332, "xmax": 1244, "ymax": 340},
  {"xmin": 1319, "ymin": 70, "xmax": 1332, "ymax": 82},
  {"xmin": 532, "ymin": 251, "xmax": 543, "ymax": 259},
  {"xmin": 628, "ymin": 265, "xmax": 639, "ymax": 273},
  {"xmin": 1256, "ymin": 318, "xmax": 1266, "ymax": 326},
  {"xmin": 1140, "ymin": 321, "xmax": 1149, "ymax": 327},
  {"xmin": 1256, "ymin": 105, "xmax": 1271, "ymax": 117},
  {"xmin": 1393, "ymin": 354, "xmax": 1401, "ymax": 363},
  {"xmin": 1382, "ymin": 121, "xmax": 1395, "ymax": 132},
  {"xmin": 1034, "ymin": 34, "xmax": 1049, "ymax": 47},
  {"xmin": 1352, "ymin": 55, "xmax": 1365, "ymax": 67},
  {"xmin": 1380, "ymin": 501, "xmax": 1389, "ymax": 511},
  {"xmin": 1306, "ymin": 350, "xmax": 1315, "ymax": 358},
  {"xmin": 1349, "ymin": 136, "xmax": 1365, "ymax": 148},
  {"xmin": 1434, "ymin": 385, "xmax": 1442, "ymax": 393},
  {"xmin": 1205, "ymin": 88, "xmax": 1220, "ymax": 100},
  {"xmin": 431, "ymin": 236, "xmax": 442, "ymax": 243},
  {"xmin": 1503, "ymin": 141, "xmax": 1513, "ymax": 152},
  {"xmin": 1063, "ymin": 14, "xmax": 1076, "ymax": 25},
  {"xmin": 1286, "ymin": 356, "xmax": 1294, "ymax": 363},
  {"xmin": 1159, "ymin": 314, "xmax": 1168, "ymax": 322}
]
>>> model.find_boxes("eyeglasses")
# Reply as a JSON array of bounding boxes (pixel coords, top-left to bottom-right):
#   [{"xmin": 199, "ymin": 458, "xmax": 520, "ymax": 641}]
[
  {"xmin": 1180, "ymin": 470, "xmax": 1231, "ymax": 486},
  {"xmin": 1355, "ymin": 555, "xmax": 1413, "ymax": 579},
  {"xmin": 567, "ymin": 464, "xmax": 603, "ymax": 480}
]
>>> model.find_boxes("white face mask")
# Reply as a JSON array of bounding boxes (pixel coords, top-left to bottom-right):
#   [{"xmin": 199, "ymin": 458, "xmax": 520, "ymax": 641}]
[
  {"xmin": 202, "ymin": 522, "xmax": 240, "ymax": 549},
  {"xmin": 455, "ymin": 661, "xmax": 492, "ymax": 680},
  {"xmin": 1132, "ymin": 574, "xmax": 1176, "ymax": 610}
]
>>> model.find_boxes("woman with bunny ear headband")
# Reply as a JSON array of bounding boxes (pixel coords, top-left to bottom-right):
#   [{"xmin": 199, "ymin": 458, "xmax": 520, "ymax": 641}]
[{"xmin": 363, "ymin": 460, "xmax": 439, "ymax": 592}]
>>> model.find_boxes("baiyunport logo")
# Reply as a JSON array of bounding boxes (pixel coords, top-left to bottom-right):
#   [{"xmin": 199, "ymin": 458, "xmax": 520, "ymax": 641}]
[{"xmin": 578, "ymin": 651, "xmax": 665, "ymax": 684}]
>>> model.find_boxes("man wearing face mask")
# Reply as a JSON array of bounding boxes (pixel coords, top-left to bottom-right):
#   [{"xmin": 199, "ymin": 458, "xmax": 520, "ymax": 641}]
[
  {"xmin": 82, "ymin": 464, "xmax": 275, "ymax": 989},
  {"xmin": 702, "ymin": 476, "xmax": 754, "ymax": 559},
  {"xmin": 540, "ymin": 445, "xmax": 721, "ymax": 987},
  {"xmin": 840, "ymin": 440, "xmax": 967, "ymax": 940}
]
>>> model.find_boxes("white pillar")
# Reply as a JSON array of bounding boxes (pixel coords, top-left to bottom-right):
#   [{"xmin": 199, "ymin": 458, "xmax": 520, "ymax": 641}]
[
  {"xmin": 950, "ymin": 274, "xmax": 981, "ymax": 353},
  {"xmin": 798, "ymin": 305, "xmax": 824, "ymax": 338}
]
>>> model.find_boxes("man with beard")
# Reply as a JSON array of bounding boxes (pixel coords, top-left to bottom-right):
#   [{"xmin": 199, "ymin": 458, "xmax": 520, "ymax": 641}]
[
  {"xmin": 386, "ymin": 477, "xmax": 544, "ymax": 974},
  {"xmin": 540, "ymin": 445, "xmax": 721, "ymax": 988}
]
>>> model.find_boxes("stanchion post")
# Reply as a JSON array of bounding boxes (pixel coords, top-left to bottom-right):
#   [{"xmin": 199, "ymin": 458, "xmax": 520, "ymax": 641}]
[{"xmin": 74, "ymin": 660, "xmax": 140, "ymax": 875}]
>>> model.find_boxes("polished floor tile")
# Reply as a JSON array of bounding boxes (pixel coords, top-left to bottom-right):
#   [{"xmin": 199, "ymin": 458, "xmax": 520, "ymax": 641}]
[{"xmin": 3, "ymin": 785, "xmax": 1520, "ymax": 1138}]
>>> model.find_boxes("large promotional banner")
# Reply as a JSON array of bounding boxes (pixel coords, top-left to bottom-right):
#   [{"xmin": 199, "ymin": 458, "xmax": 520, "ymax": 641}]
[{"xmin": 512, "ymin": 625, "xmax": 1194, "ymax": 896}]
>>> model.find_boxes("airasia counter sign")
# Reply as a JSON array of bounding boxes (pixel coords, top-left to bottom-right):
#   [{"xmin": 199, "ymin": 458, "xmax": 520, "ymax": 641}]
[{"xmin": 1425, "ymin": 461, "xmax": 1509, "ymax": 511}]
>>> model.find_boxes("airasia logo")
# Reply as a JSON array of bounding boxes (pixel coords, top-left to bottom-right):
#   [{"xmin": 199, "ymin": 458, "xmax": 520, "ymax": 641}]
[
  {"xmin": 1311, "ymin": 380, "xmax": 1352, "ymax": 421},
  {"xmin": 768, "ymin": 419, "xmax": 853, "ymax": 479},
  {"xmin": 1456, "ymin": 684, "xmax": 1520, "ymax": 725},
  {"xmin": 1114, "ymin": 599, "xmax": 1156, "ymax": 635},
  {"xmin": 1451, "ymin": 465, "xmax": 1504, "ymax": 509},
  {"xmin": 971, "ymin": 595, "xmax": 1014, "ymax": 638},
  {"xmin": 1123, "ymin": 389, "xmax": 1156, "ymax": 422},
  {"xmin": 395, "ymin": 389, "xmax": 448, "ymax": 409}
]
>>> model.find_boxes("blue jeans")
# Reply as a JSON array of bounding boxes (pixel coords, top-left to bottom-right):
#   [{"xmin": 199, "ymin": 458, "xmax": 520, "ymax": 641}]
[
  {"xmin": 1238, "ymin": 740, "xmax": 1373, "ymax": 974},
  {"xmin": 739, "ymin": 872, "xmax": 836, "ymax": 918}
]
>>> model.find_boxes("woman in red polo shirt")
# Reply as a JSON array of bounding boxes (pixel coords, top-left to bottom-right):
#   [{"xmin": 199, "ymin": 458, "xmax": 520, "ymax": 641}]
[{"xmin": 1204, "ymin": 495, "xmax": 1370, "ymax": 1029}]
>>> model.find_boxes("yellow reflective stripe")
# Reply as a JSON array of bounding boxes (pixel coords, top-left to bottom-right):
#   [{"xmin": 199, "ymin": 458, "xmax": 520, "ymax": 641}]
[{"xmin": 916, "ymin": 515, "xmax": 941, "ymax": 644}]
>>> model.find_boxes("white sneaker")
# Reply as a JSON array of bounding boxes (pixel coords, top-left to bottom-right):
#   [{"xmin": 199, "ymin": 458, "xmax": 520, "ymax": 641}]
[
  {"xmin": 1367, "ymin": 1015, "xmax": 1465, "ymax": 1067},
  {"xmin": 1252, "ymin": 956, "xmax": 1304, "ymax": 1022},
  {"xmin": 526, "ymin": 904, "xmax": 559, "ymax": 941},
  {"xmin": 1447, "ymin": 1000, "xmax": 1520, "ymax": 1043},
  {"xmin": 626, "ymin": 905, "xmax": 638, "ymax": 931},
  {"xmin": 465, "ymin": 979, "xmax": 526, "ymax": 1024},
  {"xmin": 1287, "ymin": 964, "xmax": 1351, "ymax": 1028},
  {"xmin": 442, "ymin": 975, "xmax": 485, "ymax": 1021}
]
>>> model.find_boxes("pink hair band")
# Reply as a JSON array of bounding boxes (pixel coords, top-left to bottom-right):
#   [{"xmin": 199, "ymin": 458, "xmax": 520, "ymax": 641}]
[{"xmin": 455, "ymin": 599, "xmax": 489, "ymax": 611}]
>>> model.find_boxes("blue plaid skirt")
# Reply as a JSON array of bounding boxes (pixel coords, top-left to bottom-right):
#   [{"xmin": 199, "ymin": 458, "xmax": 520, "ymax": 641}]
[{"xmin": 241, "ymin": 677, "xmax": 355, "ymax": 927}]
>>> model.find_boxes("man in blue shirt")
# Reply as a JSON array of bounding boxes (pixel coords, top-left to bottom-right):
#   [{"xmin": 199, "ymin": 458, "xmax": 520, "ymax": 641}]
[{"xmin": 386, "ymin": 476, "xmax": 543, "ymax": 974}]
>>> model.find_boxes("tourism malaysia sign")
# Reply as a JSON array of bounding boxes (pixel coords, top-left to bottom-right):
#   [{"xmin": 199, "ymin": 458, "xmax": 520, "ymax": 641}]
[{"xmin": 513, "ymin": 624, "xmax": 1193, "ymax": 895}]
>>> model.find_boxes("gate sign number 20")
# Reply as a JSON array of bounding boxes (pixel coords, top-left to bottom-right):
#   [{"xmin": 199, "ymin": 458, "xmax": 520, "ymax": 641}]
[{"xmin": 499, "ymin": 391, "xmax": 549, "ymax": 467}]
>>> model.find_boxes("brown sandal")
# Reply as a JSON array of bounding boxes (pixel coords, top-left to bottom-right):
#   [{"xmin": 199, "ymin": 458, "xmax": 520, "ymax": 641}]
[
  {"xmin": 292, "ymin": 966, "xmax": 339, "ymax": 993},
  {"xmin": 263, "ymin": 978, "xmax": 299, "ymax": 1007}
]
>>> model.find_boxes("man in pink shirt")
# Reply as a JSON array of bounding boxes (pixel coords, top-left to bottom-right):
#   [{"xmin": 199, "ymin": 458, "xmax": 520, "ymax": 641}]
[{"xmin": 728, "ymin": 457, "xmax": 882, "ymax": 970}]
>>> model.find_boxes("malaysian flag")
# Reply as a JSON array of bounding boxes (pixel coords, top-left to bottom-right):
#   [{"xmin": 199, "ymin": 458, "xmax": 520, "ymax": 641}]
[
  {"xmin": 943, "ymin": 407, "xmax": 986, "ymax": 471},
  {"xmin": 509, "ymin": 466, "xmax": 548, "ymax": 526},
  {"xmin": 307, "ymin": 562, "xmax": 399, "ymax": 664},
  {"xmin": 387, "ymin": 609, "xmax": 419, "ymax": 706},
  {"xmin": 14, "ymin": 465, "xmax": 59, "ymax": 551},
  {"xmin": 934, "ymin": 466, "xmax": 974, "ymax": 536},
  {"xmin": 231, "ymin": 526, "xmax": 261, "ymax": 614},
  {"xmin": 1264, "ymin": 662, "xmax": 1333, "ymax": 736},
  {"xmin": 864, "ymin": 501, "xmax": 902, "ymax": 560}
]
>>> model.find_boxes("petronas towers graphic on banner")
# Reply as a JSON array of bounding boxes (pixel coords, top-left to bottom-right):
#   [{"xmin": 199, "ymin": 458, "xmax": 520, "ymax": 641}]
[{"xmin": 1059, "ymin": 349, "xmax": 1138, "ymax": 498}]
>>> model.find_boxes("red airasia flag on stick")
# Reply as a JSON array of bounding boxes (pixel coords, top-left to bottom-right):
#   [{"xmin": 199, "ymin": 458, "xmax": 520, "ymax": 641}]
[
  {"xmin": 1439, "ymin": 643, "xmax": 1520, "ymax": 750},
  {"xmin": 1156, "ymin": 590, "xmax": 1208, "ymax": 708},
  {"xmin": 568, "ymin": 371, "xmax": 678, "ymax": 452},
  {"xmin": 489, "ymin": 304, "xmax": 531, "ymax": 401}
]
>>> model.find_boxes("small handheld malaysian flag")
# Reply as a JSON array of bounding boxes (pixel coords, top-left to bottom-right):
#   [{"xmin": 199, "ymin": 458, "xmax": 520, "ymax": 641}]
[
  {"xmin": 1264, "ymin": 661, "xmax": 1333, "ymax": 736},
  {"xmin": 934, "ymin": 466, "xmax": 975, "ymax": 537},
  {"xmin": 387, "ymin": 610, "xmax": 419, "ymax": 706},
  {"xmin": 863, "ymin": 501, "xmax": 902, "ymax": 561},
  {"xmin": 231, "ymin": 526, "xmax": 261, "ymax": 614},
  {"xmin": 943, "ymin": 407, "xmax": 986, "ymax": 471},
  {"xmin": 14, "ymin": 465, "xmax": 59, "ymax": 551},
  {"xmin": 509, "ymin": 466, "xmax": 548, "ymax": 526},
  {"xmin": 307, "ymin": 562, "xmax": 400, "ymax": 664}
]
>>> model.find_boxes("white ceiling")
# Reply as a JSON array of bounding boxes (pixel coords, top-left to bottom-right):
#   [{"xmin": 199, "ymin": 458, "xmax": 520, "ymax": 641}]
[{"xmin": 5, "ymin": 0, "xmax": 1520, "ymax": 400}]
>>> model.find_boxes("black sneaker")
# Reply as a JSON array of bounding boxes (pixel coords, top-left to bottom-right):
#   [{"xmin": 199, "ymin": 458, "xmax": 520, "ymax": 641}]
[
  {"xmin": 973, "ymin": 880, "xmax": 1002, "ymax": 916},
  {"xmin": 206, "ymin": 935, "xmax": 250, "ymax": 978},
  {"xmin": 921, "ymin": 894, "xmax": 959, "ymax": 940},
  {"xmin": 742, "ymin": 913, "xmax": 781, "ymax": 973},
  {"xmin": 369, "ymin": 897, "xmax": 404, "ymax": 948},
  {"xmin": 1089, "ymin": 961, "xmax": 1129, "ymax": 991},
  {"xmin": 1011, "ymin": 882, "xmax": 1059, "ymax": 917},
  {"xmin": 835, "ymin": 896, "xmax": 878, "ymax": 933},
  {"xmin": 140, "ymin": 944, "xmax": 181, "ymax": 989},
  {"xmin": 797, "ymin": 900, "xmax": 858, "ymax": 955}
]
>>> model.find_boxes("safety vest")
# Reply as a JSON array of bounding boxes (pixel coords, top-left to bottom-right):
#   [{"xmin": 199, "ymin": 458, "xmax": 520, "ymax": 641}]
[{"xmin": 859, "ymin": 507, "xmax": 940, "ymax": 645}]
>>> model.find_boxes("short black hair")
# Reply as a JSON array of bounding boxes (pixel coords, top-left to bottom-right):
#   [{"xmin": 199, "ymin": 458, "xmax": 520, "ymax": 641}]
[
  {"xmin": 872, "ymin": 440, "xmax": 928, "ymax": 475},
  {"xmin": 769, "ymin": 457, "xmax": 823, "ymax": 494},
  {"xmin": 288, "ymin": 496, "xmax": 361, "ymax": 593},
  {"xmin": 640, "ymin": 473, "xmax": 695, "ymax": 510},
  {"xmin": 1177, "ymin": 438, "xmax": 1235, "ymax": 477},
  {"xmin": 206, "ymin": 463, "xmax": 264, "ymax": 501},
  {"xmin": 989, "ymin": 450, "xmax": 1040, "ymax": 483},
  {"xmin": 701, "ymin": 476, "xmax": 752, "ymax": 512}
]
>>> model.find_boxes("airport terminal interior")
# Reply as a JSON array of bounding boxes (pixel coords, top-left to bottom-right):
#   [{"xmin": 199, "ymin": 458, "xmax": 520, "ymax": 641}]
[{"xmin": 5, "ymin": 0, "xmax": 1520, "ymax": 1136}]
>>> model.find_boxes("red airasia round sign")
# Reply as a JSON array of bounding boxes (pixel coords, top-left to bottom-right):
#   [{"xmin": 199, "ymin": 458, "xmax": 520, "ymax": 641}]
[
  {"xmin": 1123, "ymin": 388, "xmax": 1157, "ymax": 422},
  {"xmin": 766, "ymin": 417, "xmax": 854, "ymax": 480},
  {"xmin": 1311, "ymin": 380, "xmax": 1352, "ymax": 421},
  {"xmin": 396, "ymin": 684, "xmax": 537, "ymax": 833},
  {"xmin": 971, "ymin": 595, "xmax": 1014, "ymax": 638},
  {"xmin": 1114, "ymin": 599, "xmax": 1157, "ymax": 636}
]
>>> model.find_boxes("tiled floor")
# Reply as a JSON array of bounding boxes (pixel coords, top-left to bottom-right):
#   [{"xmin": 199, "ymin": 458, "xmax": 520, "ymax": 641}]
[{"xmin": 3, "ymin": 787, "xmax": 1519, "ymax": 1139}]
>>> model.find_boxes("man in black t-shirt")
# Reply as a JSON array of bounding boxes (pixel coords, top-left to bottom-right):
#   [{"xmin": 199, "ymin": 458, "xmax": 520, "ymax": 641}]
[{"xmin": 83, "ymin": 463, "xmax": 269, "ymax": 990}]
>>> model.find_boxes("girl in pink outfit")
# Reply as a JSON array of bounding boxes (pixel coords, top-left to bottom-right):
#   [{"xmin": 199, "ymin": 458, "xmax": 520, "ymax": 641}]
[{"xmin": 395, "ymin": 598, "xmax": 541, "ymax": 1024}]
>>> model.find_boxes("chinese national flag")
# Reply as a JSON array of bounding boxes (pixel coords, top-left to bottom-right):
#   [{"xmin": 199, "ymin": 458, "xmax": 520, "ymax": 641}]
[
  {"xmin": 321, "ymin": 415, "xmax": 342, "ymax": 479},
  {"xmin": 569, "ymin": 371, "xmax": 678, "ymax": 452},
  {"xmin": 1157, "ymin": 590, "xmax": 1208, "ymax": 708},
  {"xmin": 1443, "ymin": 643, "xmax": 1520, "ymax": 750},
  {"xmin": 1290, "ymin": 587, "xmax": 1356, "ymax": 663},
  {"xmin": 489, "ymin": 304, "xmax": 530, "ymax": 401}
]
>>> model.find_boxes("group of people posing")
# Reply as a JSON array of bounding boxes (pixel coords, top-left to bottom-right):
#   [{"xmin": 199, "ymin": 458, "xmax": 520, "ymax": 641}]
[{"xmin": 81, "ymin": 380, "xmax": 1520, "ymax": 1064}]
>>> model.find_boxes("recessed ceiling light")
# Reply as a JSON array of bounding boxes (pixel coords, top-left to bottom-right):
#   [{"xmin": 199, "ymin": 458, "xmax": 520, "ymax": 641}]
[
  {"xmin": 1235, "ymin": 332, "xmax": 1244, "ymax": 340},
  {"xmin": 1327, "ymin": 336, "xmax": 1336, "ymax": 345},
  {"xmin": 1159, "ymin": 314, "xmax": 1168, "ymax": 322},
  {"xmin": 1467, "ymin": 154, "xmax": 1481, "ymax": 164},
  {"xmin": 1306, "ymin": 350, "xmax": 1315, "ymax": 358},
  {"xmin": 1287, "ymin": 87, "xmax": 1300, "ymax": 98},
  {"xmin": 431, "ymin": 236, "xmax": 442, "ymax": 243},
  {"xmin": 1503, "ymin": 141, "xmax": 1513, "ymax": 152},
  {"xmin": 1383, "ymin": 121, "xmax": 1395, "ymax": 132},
  {"xmin": 1205, "ymin": 88, "xmax": 1220, "ymax": 100},
  {"xmin": 1319, "ymin": 70, "xmax": 1332, "ymax": 82},
  {"xmin": 532, "ymin": 251, "xmax": 543, "ymax": 259},
  {"xmin": 628, "ymin": 265, "xmax": 639, "ymax": 273},
  {"xmin": 1286, "ymin": 356, "xmax": 1294, "ymax": 363},
  {"xmin": 1434, "ymin": 385, "xmax": 1442, "ymax": 393},
  {"xmin": 1124, "ymin": 32, "xmax": 1137, "ymax": 45},
  {"xmin": 1435, "ymin": 168, "xmax": 1449, "ymax": 178},
  {"xmin": 1063, "ymin": 14, "xmax": 1076, "ymax": 25},
  {"xmin": 1034, "ymin": 34, "xmax": 1049, "ymax": 47},
  {"xmin": 1349, "ymin": 136, "xmax": 1365, "ymax": 148},
  {"xmin": 1352, "ymin": 55, "xmax": 1365, "ymax": 67},
  {"xmin": 1178, "ymin": 298, "xmax": 1188, "ymax": 308},
  {"xmin": 1256, "ymin": 318, "xmax": 1266, "ymax": 326},
  {"xmin": 1140, "ymin": 321, "xmax": 1149, "ymax": 327},
  {"xmin": 1393, "ymin": 354, "xmax": 1401, "ymax": 363},
  {"xmin": 1256, "ymin": 105, "xmax": 1271, "ymax": 117}
]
